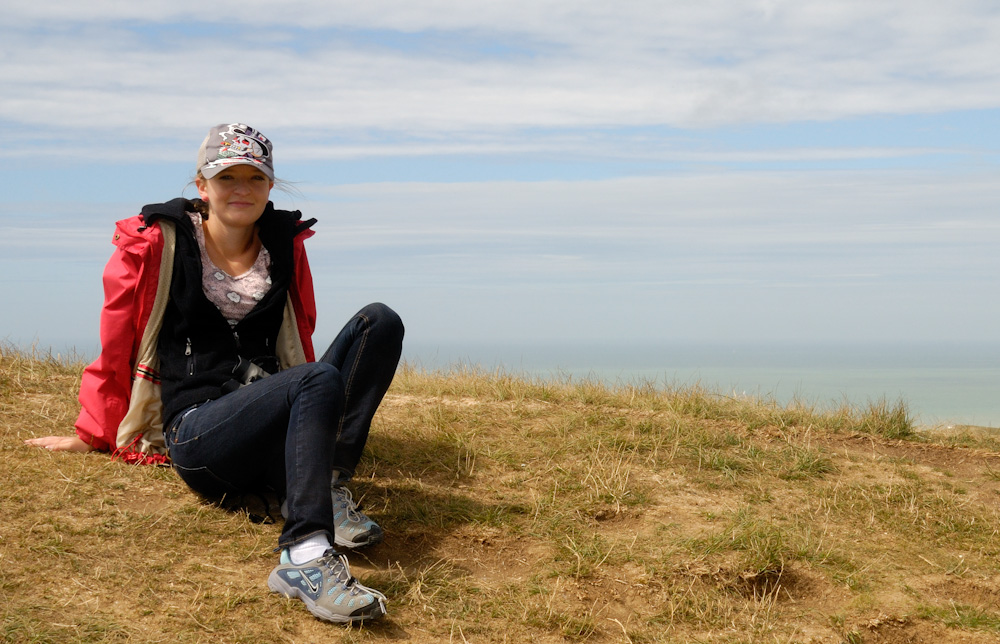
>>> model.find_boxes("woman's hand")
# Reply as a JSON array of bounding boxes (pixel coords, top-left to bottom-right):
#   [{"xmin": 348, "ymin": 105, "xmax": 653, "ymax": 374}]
[{"xmin": 24, "ymin": 435, "xmax": 94, "ymax": 452}]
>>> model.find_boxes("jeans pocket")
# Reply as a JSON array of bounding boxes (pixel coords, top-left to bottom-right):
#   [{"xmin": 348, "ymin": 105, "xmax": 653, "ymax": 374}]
[
  {"xmin": 167, "ymin": 404, "xmax": 203, "ymax": 447},
  {"xmin": 173, "ymin": 463, "xmax": 240, "ymax": 498}
]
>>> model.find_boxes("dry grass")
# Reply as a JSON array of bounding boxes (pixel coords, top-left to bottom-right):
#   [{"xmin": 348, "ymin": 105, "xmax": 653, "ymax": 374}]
[{"xmin": 5, "ymin": 344, "xmax": 1000, "ymax": 643}]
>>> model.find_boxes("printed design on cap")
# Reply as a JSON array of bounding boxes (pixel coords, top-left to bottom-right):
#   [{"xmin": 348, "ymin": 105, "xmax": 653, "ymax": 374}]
[{"xmin": 216, "ymin": 124, "xmax": 271, "ymax": 165}]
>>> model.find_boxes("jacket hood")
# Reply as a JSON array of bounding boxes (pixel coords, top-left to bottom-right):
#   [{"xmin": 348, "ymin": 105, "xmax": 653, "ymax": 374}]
[
  {"xmin": 139, "ymin": 197, "xmax": 192, "ymax": 225},
  {"xmin": 139, "ymin": 198, "xmax": 317, "ymax": 237}
]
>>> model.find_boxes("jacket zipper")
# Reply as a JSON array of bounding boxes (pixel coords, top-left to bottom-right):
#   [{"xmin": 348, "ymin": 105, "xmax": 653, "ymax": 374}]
[{"xmin": 185, "ymin": 337, "xmax": 193, "ymax": 375}]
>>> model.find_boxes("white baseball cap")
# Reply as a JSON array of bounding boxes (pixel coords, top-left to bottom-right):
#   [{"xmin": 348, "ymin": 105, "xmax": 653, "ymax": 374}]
[{"xmin": 197, "ymin": 123, "xmax": 274, "ymax": 180}]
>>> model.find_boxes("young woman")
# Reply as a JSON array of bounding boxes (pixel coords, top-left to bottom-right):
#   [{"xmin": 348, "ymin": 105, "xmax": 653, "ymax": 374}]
[{"xmin": 26, "ymin": 123, "xmax": 403, "ymax": 624}]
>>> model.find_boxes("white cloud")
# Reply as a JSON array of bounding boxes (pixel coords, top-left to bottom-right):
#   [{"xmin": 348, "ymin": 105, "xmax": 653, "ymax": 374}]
[
  {"xmin": 301, "ymin": 170, "xmax": 1000, "ymax": 288},
  {"xmin": 3, "ymin": 1, "xmax": 999, "ymax": 349},
  {"xmin": 2, "ymin": 165, "xmax": 998, "ymax": 347},
  {"xmin": 3, "ymin": 0, "xmax": 1000, "ymax": 152}
]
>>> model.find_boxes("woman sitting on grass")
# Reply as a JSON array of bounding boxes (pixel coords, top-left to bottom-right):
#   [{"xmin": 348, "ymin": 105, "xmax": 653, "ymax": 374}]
[{"xmin": 25, "ymin": 123, "xmax": 403, "ymax": 625}]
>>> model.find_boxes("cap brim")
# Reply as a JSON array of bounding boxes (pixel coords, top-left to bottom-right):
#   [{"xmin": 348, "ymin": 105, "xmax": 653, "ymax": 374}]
[{"xmin": 201, "ymin": 158, "xmax": 274, "ymax": 180}]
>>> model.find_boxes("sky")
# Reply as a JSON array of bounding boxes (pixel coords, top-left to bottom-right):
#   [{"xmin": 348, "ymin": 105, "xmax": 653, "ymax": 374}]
[{"xmin": 2, "ymin": 0, "xmax": 1000, "ymax": 367}]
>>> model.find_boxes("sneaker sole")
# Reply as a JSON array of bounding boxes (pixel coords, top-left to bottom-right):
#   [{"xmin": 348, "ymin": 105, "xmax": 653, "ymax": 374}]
[
  {"xmin": 267, "ymin": 570, "xmax": 386, "ymax": 623},
  {"xmin": 334, "ymin": 528, "xmax": 384, "ymax": 549}
]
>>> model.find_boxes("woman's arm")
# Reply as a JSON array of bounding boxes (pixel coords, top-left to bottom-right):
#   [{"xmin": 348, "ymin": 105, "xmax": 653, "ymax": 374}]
[
  {"xmin": 291, "ymin": 234, "xmax": 317, "ymax": 362},
  {"xmin": 74, "ymin": 217, "xmax": 158, "ymax": 451},
  {"xmin": 24, "ymin": 435, "xmax": 94, "ymax": 452}
]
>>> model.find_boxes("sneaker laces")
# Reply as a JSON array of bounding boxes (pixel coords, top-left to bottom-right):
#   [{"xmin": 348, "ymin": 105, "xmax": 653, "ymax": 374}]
[
  {"xmin": 332, "ymin": 485, "xmax": 365, "ymax": 524},
  {"xmin": 318, "ymin": 550, "xmax": 386, "ymax": 600},
  {"xmin": 318, "ymin": 551, "xmax": 353, "ymax": 586}
]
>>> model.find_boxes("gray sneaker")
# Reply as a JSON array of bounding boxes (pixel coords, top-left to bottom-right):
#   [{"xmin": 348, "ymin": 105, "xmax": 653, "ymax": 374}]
[
  {"xmin": 332, "ymin": 485, "xmax": 384, "ymax": 549},
  {"xmin": 268, "ymin": 548, "xmax": 386, "ymax": 623}
]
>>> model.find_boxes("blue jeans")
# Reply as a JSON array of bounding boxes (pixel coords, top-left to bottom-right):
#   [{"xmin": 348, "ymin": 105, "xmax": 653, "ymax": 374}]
[{"xmin": 164, "ymin": 303, "xmax": 404, "ymax": 548}]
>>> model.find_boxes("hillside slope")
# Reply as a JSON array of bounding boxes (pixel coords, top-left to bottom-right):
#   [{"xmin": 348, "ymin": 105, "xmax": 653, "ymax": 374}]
[{"xmin": 4, "ymin": 346, "xmax": 1000, "ymax": 643}]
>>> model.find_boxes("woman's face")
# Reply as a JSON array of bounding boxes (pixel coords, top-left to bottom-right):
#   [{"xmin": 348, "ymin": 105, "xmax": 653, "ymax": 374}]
[{"xmin": 195, "ymin": 164, "xmax": 274, "ymax": 229}]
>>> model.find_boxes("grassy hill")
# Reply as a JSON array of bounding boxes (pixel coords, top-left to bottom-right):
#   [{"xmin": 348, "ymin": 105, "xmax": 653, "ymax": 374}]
[{"xmin": 4, "ymin": 344, "xmax": 1000, "ymax": 643}]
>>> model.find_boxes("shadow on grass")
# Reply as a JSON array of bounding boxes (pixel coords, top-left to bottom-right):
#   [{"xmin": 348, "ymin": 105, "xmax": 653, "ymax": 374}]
[
  {"xmin": 358, "ymin": 432, "xmax": 531, "ymax": 559},
  {"xmin": 190, "ymin": 432, "xmax": 527, "ymax": 568}
]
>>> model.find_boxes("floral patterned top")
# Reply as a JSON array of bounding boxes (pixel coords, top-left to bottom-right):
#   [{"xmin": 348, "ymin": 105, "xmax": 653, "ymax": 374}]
[{"xmin": 188, "ymin": 212, "xmax": 272, "ymax": 327}]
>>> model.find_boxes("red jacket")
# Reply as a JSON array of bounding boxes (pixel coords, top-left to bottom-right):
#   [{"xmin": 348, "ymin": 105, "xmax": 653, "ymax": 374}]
[{"xmin": 74, "ymin": 213, "xmax": 317, "ymax": 453}]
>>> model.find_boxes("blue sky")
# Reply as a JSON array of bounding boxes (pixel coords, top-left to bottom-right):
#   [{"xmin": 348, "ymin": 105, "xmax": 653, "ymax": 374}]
[{"xmin": 2, "ymin": 0, "xmax": 1000, "ymax": 363}]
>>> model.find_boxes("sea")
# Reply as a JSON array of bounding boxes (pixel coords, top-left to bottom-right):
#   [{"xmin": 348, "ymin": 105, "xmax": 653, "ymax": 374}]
[{"xmin": 402, "ymin": 342, "xmax": 1000, "ymax": 429}]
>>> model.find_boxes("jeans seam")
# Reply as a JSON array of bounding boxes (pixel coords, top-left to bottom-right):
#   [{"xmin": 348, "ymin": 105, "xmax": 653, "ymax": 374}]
[
  {"xmin": 336, "ymin": 312, "xmax": 370, "ymax": 437},
  {"xmin": 170, "ymin": 382, "xmax": 291, "ymax": 447}
]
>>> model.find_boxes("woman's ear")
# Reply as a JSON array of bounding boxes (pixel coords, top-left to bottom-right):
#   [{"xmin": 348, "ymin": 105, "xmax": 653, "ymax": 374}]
[{"xmin": 195, "ymin": 176, "xmax": 209, "ymax": 202}]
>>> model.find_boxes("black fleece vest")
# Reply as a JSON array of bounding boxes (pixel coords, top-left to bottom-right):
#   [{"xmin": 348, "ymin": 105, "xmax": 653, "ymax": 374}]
[{"xmin": 140, "ymin": 198, "xmax": 314, "ymax": 426}]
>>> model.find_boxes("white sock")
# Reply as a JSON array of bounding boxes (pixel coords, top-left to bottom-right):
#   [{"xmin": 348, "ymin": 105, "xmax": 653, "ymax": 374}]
[{"xmin": 288, "ymin": 534, "xmax": 331, "ymax": 565}]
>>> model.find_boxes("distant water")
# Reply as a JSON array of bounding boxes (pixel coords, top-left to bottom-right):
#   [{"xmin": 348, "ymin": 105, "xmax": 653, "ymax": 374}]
[{"xmin": 403, "ymin": 342, "xmax": 1000, "ymax": 429}]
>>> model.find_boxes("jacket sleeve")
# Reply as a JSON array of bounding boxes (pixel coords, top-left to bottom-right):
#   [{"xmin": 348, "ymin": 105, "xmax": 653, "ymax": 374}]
[
  {"xmin": 74, "ymin": 222, "xmax": 158, "ymax": 451},
  {"xmin": 291, "ymin": 234, "xmax": 317, "ymax": 362}
]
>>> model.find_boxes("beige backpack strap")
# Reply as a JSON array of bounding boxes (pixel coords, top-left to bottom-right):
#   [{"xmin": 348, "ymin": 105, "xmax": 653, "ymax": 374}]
[{"xmin": 116, "ymin": 220, "xmax": 176, "ymax": 455}]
